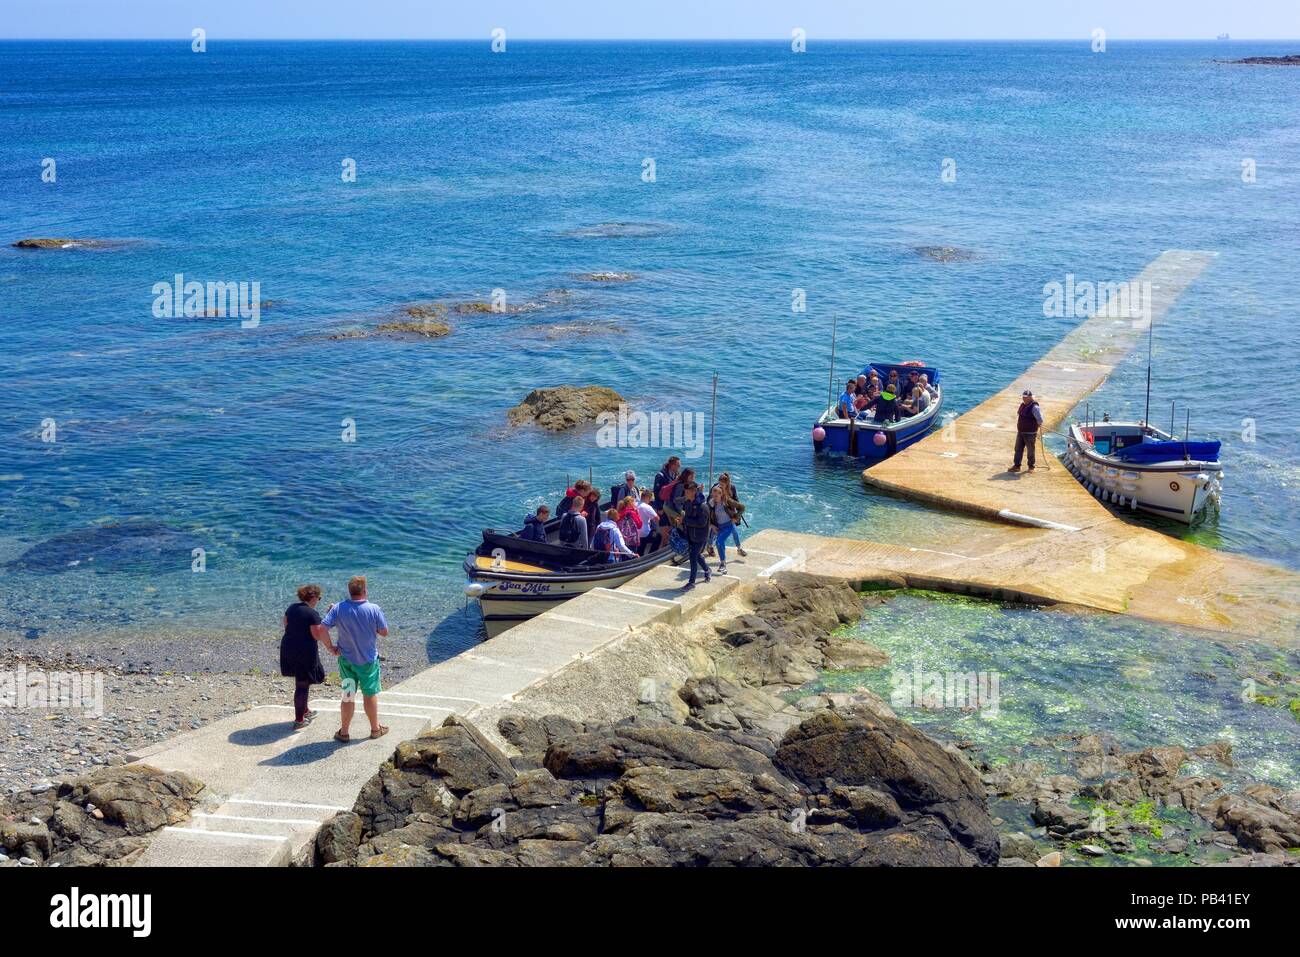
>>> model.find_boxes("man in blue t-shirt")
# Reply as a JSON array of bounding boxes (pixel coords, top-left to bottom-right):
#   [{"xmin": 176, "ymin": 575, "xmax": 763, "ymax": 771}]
[{"xmin": 313, "ymin": 575, "xmax": 389, "ymax": 742}]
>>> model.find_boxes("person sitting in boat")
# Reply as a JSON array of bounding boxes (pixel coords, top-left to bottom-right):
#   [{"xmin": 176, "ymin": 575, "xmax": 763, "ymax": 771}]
[
  {"xmin": 610, "ymin": 470, "xmax": 639, "ymax": 510},
  {"xmin": 558, "ymin": 497, "xmax": 589, "ymax": 548},
  {"xmin": 884, "ymin": 369, "xmax": 904, "ymax": 398},
  {"xmin": 636, "ymin": 489, "xmax": 659, "ymax": 555},
  {"xmin": 918, "ymin": 372, "xmax": 937, "ymax": 398},
  {"xmin": 557, "ymin": 480, "xmax": 590, "ymax": 518},
  {"xmin": 866, "ymin": 388, "xmax": 901, "ymax": 423},
  {"xmin": 520, "ymin": 505, "xmax": 550, "ymax": 543},
  {"xmin": 837, "ymin": 379, "xmax": 857, "ymax": 419},
  {"xmin": 900, "ymin": 385, "xmax": 930, "ymax": 417},
  {"xmin": 583, "ymin": 487, "xmax": 602, "ymax": 530},
  {"xmin": 591, "ymin": 509, "xmax": 637, "ymax": 561},
  {"xmin": 865, "ymin": 369, "xmax": 883, "ymax": 397},
  {"xmin": 616, "ymin": 495, "xmax": 642, "ymax": 553}
]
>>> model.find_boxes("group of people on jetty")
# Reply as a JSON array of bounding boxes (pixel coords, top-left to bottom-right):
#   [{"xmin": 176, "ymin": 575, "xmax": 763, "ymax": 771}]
[
  {"xmin": 275, "ymin": 459, "xmax": 748, "ymax": 742},
  {"xmin": 836, "ymin": 366, "xmax": 937, "ymax": 422},
  {"xmin": 518, "ymin": 455, "xmax": 748, "ymax": 588}
]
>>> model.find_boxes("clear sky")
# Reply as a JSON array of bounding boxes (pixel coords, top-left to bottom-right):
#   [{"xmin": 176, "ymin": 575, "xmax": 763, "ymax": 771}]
[{"xmin": 1, "ymin": 0, "xmax": 1297, "ymax": 41}]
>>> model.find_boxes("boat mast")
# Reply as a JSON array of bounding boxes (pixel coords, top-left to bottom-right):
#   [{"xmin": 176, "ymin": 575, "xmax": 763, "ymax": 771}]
[
  {"xmin": 708, "ymin": 372, "xmax": 718, "ymax": 486},
  {"xmin": 1142, "ymin": 315, "xmax": 1154, "ymax": 429},
  {"xmin": 826, "ymin": 316, "xmax": 838, "ymax": 412}
]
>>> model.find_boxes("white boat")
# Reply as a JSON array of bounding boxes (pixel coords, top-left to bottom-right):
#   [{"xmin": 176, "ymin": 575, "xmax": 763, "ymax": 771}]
[
  {"xmin": 464, "ymin": 514, "xmax": 678, "ymax": 638},
  {"xmin": 1063, "ymin": 420, "xmax": 1223, "ymax": 524}
]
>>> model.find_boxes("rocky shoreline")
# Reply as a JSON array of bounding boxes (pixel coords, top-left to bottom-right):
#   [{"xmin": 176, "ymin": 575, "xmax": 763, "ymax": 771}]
[{"xmin": 5, "ymin": 574, "xmax": 1297, "ymax": 867}]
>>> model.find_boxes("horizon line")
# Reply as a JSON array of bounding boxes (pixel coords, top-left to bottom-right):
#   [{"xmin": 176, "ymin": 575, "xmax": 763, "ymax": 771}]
[{"xmin": 1, "ymin": 36, "xmax": 1296, "ymax": 43}]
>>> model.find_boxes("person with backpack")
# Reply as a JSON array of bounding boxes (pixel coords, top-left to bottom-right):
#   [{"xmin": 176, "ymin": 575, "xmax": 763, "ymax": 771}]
[
  {"xmin": 680, "ymin": 481, "xmax": 712, "ymax": 588},
  {"xmin": 653, "ymin": 456, "xmax": 681, "ymax": 507},
  {"xmin": 558, "ymin": 496, "xmax": 589, "ymax": 548},
  {"xmin": 519, "ymin": 505, "xmax": 550, "ymax": 543},
  {"xmin": 616, "ymin": 495, "xmax": 642, "ymax": 553},
  {"xmin": 657, "ymin": 462, "xmax": 687, "ymax": 547},
  {"xmin": 591, "ymin": 508, "xmax": 637, "ymax": 561},
  {"xmin": 610, "ymin": 470, "xmax": 639, "ymax": 512}
]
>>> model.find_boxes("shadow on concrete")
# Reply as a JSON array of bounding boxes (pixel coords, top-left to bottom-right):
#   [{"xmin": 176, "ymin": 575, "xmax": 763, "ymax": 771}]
[
  {"xmin": 257, "ymin": 739, "xmax": 347, "ymax": 767},
  {"xmin": 228, "ymin": 721, "xmax": 299, "ymax": 747},
  {"xmin": 423, "ymin": 604, "xmax": 487, "ymax": 660}
]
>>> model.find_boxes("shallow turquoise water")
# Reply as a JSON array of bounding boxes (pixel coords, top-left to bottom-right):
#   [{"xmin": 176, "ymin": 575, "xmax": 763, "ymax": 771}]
[
  {"xmin": 1, "ymin": 40, "xmax": 1298, "ymax": 659},
  {"xmin": 813, "ymin": 592, "xmax": 1300, "ymax": 791}
]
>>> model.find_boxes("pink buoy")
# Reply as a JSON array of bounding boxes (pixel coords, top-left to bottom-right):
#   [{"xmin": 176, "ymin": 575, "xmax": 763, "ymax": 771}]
[
  {"xmin": 812, "ymin": 426, "xmax": 826, "ymax": 442},
  {"xmin": 872, "ymin": 432, "xmax": 887, "ymax": 446}
]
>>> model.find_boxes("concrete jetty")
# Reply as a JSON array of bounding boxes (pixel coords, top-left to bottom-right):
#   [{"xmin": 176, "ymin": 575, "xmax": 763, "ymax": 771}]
[
  {"xmin": 849, "ymin": 249, "xmax": 1300, "ymax": 639},
  {"xmin": 130, "ymin": 549, "xmax": 799, "ymax": 866}
]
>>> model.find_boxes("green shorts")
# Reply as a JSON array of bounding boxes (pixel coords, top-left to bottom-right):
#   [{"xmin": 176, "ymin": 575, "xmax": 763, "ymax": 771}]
[{"xmin": 338, "ymin": 657, "xmax": 381, "ymax": 698}]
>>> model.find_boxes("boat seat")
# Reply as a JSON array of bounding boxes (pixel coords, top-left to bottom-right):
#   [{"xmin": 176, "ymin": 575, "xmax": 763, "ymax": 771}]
[{"xmin": 473, "ymin": 555, "xmax": 552, "ymax": 574}]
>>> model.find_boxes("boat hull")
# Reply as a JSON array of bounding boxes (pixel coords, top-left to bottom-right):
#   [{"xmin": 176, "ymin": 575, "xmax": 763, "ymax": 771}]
[
  {"xmin": 464, "ymin": 544, "xmax": 679, "ymax": 638},
  {"xmin": 470, "ymin": 564, "xmax": 659, "ymax": 638},
  {"xmin": 1064, "ymin": 424, "xmax": 1223, "ymax": 524}
]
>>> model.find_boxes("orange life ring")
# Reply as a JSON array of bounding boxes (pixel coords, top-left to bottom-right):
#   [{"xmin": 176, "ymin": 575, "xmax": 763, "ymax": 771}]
[{"xmin": 901, "ymin": 360, "xmax": 925, "ymax": 367}]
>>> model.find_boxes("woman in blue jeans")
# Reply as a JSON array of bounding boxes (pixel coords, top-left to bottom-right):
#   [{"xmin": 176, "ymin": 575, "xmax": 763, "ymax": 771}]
[{"xmin": 708, "ymin": 485, "xmax": 742, "ymax": 574}]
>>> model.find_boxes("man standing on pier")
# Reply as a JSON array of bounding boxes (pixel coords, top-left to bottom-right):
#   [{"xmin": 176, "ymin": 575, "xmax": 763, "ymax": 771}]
[
  {"xmin": 314, "ymin": 575, "xmax": 389, "ymax": 741},
  {"xmin": 1009, "ymin": 390, "xmax": 1043, "ymax": 472}
]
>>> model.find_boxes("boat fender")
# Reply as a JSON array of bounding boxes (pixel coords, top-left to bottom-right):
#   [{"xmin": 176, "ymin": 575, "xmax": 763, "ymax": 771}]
[{"xmin": 464, "ymin": 582, "xmax": 486, "ymax": 598}]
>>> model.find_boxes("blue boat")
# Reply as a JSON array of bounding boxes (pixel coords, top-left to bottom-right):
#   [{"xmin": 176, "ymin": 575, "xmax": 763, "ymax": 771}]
[{"xmin": 812, "ymin": 362, "xmax": 943, "ymax": 461}]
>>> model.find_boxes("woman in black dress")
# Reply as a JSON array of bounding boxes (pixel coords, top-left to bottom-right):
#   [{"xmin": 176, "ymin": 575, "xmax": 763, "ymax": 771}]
[{"xmin": 280, "ymin": 584, "xmax": 328, "ymax": 730}]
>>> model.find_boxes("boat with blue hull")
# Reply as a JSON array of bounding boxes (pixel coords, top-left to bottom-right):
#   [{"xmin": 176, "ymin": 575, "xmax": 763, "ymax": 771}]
[{"xmin": 812, "ymin": 362, "xmax": 943, "ymax": 461}]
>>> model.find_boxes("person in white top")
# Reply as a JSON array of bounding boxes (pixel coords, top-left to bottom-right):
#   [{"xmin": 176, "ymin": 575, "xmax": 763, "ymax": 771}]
[{"xmin": 635, "ymin": 490, "xmax": 659, "ymax": 556}]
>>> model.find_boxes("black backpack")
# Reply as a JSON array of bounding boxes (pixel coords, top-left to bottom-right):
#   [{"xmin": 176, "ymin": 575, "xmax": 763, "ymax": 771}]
[
  {"xmin": 590, "ymin": 524, "xmax": 612, "ymax": 553},
  {"xmin": 559, "ymin": 512, "xmax": 582, "ymax": 544}
]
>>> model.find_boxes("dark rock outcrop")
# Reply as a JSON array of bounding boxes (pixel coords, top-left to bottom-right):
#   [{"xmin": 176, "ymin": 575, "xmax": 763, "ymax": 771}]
[
  {"xmin": 506, "ymin": 385, "xmax": 625, "ymax": 431},
  {"xmin": 1226, "ymin": 54, "xmax": 1300, "ymax": 66},
  {"xmin": 324, "ymin": 704, "xmax": 997, "ymax": 867},
  {"xmin": 1, "ymin": 765, "xmax": 203, "ymax": 867}
]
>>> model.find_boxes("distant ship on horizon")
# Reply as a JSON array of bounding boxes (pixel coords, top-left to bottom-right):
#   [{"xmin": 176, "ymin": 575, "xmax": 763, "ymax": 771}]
[{"xmin": 1217, "ymin": 33, "xmax": 1231, "ymax": 40}]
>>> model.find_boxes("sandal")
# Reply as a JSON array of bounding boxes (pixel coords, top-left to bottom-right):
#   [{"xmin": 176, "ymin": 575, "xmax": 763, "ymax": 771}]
[
  {"xmin": 333, "ymin": 730, "xmax": 350, "ymax": 743},
  {"xmin": 369, "ymin": 725, "xmax": 390, "ymax": 739}
]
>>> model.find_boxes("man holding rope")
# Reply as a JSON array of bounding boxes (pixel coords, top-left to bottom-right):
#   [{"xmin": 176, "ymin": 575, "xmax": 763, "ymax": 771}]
[{"xmin": 1009, "ymin": 390, "xmax": 1043, "ymax": 472}]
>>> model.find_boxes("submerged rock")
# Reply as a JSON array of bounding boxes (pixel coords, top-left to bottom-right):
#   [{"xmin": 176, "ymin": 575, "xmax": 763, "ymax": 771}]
[
  {"xmin": 11, "ymin": 238, "xmax": 125, "ymax": 250},
  {"xmin": 7, "ymin": 522, "xmax": 199, "ymax": 574},
  {"xmin": 912, "ymin": 244, "xmax": 976, "ymax": 263},
  {"xmin": 374, "ymin": 320, "xmax": 451, "ymax": 338},
  {"xmin": 563, "ymin": 222, "xmax": 673, "ymax": 240},
  {"xmin": 575, "ymin": 271, "xmax": 637, "ymax": 282},
  {"xmin": 506, "ymin": 385, "xmax": 625, "ymax": 431}
]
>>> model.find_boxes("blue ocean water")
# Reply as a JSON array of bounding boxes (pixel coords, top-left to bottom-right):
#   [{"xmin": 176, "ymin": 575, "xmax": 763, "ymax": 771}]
[{"xmin": 1, "ymin": 40, "xmax": 1298, "ymax": 659}]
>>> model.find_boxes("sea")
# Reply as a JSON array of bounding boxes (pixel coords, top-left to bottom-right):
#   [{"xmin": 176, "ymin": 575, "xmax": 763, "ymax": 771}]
[{"xmin": 1, "ymin": 39, "xmax": 1297, "ymax": 781}]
